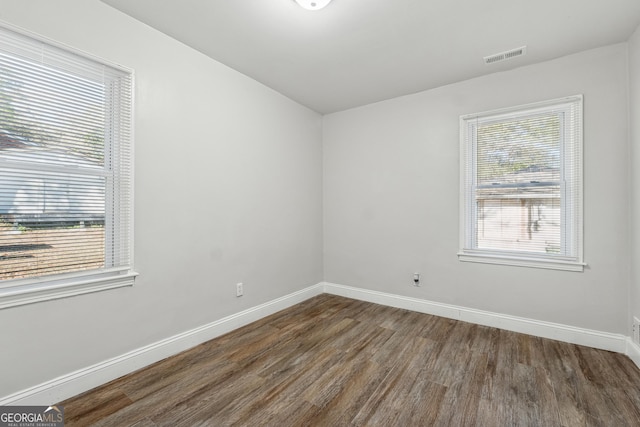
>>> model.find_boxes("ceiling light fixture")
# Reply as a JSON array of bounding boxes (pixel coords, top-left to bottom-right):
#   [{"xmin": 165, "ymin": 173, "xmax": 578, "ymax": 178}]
[{"xmin": 294, "ymin": 0, "xmax": 333, "ymax": 11}]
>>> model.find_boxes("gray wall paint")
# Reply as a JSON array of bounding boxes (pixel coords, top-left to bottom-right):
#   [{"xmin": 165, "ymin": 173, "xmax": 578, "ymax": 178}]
[
  {"xmin": 630, "ymin": 26, "xmax": 640, "ymax": 336},
  {"xmin": 323, "ymin": 44, "xmax": 630, "ymax": 334},
  {"xmin": 0, "ymin": 0, "xmax": 323, "ymax": 396}
]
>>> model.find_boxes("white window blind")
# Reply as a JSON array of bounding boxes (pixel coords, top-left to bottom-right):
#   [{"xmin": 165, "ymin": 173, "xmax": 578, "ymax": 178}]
[
  {"xmin": 459, "ymin": 96, "xmax": 583, "ymax": 271},
  {"xmin": 0, "ymin": 24, "xmax": 135, "ymax": 307}
]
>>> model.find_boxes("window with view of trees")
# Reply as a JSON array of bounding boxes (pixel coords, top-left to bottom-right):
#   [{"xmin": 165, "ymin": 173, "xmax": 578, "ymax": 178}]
[
  {"xmin": 0, "ymin": 24, "xmax": 134, "ymax": 308},
  {"xmin": 459, "ymin": 96, "xmax": 583, "ymax": 271}
]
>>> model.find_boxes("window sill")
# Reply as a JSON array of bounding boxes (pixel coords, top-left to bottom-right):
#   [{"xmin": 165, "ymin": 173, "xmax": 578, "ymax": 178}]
[
  {"xmin": 458, "ymin": 252, "xmax": 585, "ymax": 272},
  {"xmin": 0, "ymin": 270, "xmax": 138, "ymax": 309}
]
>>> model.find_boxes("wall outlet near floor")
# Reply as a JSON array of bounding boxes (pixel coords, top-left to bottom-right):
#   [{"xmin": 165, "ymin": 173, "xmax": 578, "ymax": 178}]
[
  {"xmin": 413, "ymin": 273, "xmax": 420, "ymax": 287},
  {"xmin": 634, "ymin": 317, "xmax": 640, "ymax": 345},
  {"xmin": 236, "ymin": 282, "xmax": 244, "ymax": 297}
]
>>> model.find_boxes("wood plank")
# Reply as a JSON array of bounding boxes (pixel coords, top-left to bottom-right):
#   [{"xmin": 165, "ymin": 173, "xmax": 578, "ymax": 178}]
[
  {"xmin": 303, "ymin": 358, "xmax": 393, "ymax": 426},
  {"xmin": 62, "ymin": 388, "xmax": 132, "ymax": 426}
]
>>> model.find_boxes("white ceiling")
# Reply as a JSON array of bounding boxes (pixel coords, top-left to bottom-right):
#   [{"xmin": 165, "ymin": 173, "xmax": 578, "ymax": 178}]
[{"xmin": 101, "ymin": 0, "xmax": 640, "ymax": 114}]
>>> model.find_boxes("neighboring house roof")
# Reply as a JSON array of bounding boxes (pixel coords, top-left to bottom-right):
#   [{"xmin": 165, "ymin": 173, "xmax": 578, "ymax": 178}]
[
  {"xmin": 477, "ymin": 166, "xmax": 560, "ymax": 199},
  {"xmin": 0, "ymin": 128, "xmax": 37, "ymax": 149}
]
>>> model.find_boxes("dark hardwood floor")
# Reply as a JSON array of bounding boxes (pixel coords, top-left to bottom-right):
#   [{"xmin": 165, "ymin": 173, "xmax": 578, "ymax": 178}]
[{"xmin": 61, "ymin": 294, "xmax": 640, "ymax": 426}]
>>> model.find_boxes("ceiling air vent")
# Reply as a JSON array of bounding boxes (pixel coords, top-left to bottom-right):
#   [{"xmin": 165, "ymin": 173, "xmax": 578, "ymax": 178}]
[{"xmin": 484, "ymin": 46, "xmax": 527, "ymax": 65}]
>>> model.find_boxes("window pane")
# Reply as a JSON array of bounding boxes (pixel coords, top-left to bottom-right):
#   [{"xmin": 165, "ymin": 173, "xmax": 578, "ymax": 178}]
[
  {"xmin": 476, "ymin": 197, "xmax": 561, "ymax": 253},
  {"xmin": 0, "ymin": 222, "xmax": 105, "ymax": 281},
  {"xmin": 474, "ymin": 113, "xmax": 562, "ymax": 254},
  {"xmin": 476, "ymin": 114, "xmax": 561, "ymax": 186},
  {"xmin": 0, "ymin": 169, "xmax": 106, "ymax": 280}
]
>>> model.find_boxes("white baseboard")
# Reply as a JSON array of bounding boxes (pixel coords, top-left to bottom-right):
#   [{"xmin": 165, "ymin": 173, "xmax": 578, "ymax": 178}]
[
  {"xmin": 2, "ymin": 281, "xmax": 636, "ymax": 406},
  {"xmin": 0, "ymin": 283, "xmax": 324, "ymax": 406},
  {"xmin": 322, "ymin": 282, "xmax": 628, "ymax": 355},
  {"xmin": 627, "ymin": 338, "xmax": 640, "ymax": 367}
]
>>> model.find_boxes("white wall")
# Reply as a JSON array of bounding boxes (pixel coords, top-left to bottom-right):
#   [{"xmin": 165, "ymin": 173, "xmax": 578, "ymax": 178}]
[
  {"xmin": 324, "ymin": 44, "xmax": 630, "ymax": 334},
  {"xmin": 630, "ymin": 25, "xmax": 640, "ymax": 337},
  {"xmin": 0, "ymin": 0, "xmax": 323, "ymax": 397}
]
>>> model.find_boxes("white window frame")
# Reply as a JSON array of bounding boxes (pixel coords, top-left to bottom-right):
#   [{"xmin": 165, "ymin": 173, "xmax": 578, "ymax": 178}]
[
  {"xmin": 0, "ymin": 23, "xmax": 136, "ymax": 309},
  {"xmin": 458, "ymin": 95, "xmax": 584, "ymax": 271}
]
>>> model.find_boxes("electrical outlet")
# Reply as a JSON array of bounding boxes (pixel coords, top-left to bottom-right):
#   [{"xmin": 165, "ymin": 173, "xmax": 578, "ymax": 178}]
[
  {"xmin": 413, "ymin": 273, "xmax": 420, "ymax": 287},
  {"xmin": 236, "ymin": 282, "xmax": 243, "ymax": 297},
  {"xmin": 634, "ymin": 317, "xmax": 640, "ymax": 344}
]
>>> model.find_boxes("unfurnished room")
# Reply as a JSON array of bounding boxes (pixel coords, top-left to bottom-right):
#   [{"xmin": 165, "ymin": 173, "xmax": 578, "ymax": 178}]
[{"xmin": 2, "ymin": 0, "xmax": 640, "ymax": 425}]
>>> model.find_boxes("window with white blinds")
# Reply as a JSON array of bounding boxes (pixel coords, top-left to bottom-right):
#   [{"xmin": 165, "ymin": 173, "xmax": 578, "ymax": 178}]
[
  {"xmin": 0, "ymin": 24, "xmax": 135, "ymax": 308},
  {"xmin": 459, "ymin": 96, "xmax": 583, "ymax": 271}
]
